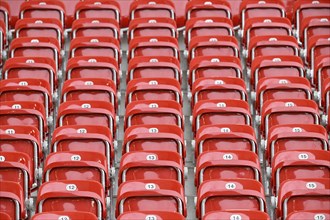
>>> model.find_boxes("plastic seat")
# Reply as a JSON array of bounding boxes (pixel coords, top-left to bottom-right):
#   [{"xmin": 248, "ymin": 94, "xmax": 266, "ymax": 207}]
[
  {"xmin": 256, "ymin": 76, "xmax": 312, "ymax": 113},
  {"xmin": 9, "ymin": 37, "xmax": 61, "ymax": 71},
  {"xmin": 0, "ymin": 20, "xmax": 6, "ymax": 63},
  {"xmin": 186, "ymin": 0, "xmax": 231, "ymax": 20},
  {"xmin": 118, "ymin": 211, "xmax": 185, "ymax": 220},
  {"xmin": 314, "ymin": 55, "xmax": 330, "ymax": 92},
  {"xmin": 15, "ymin": 18, "xmax": 63, "ymax": 47},
  {"xmin": 243, "ymin": 17, "xmax": 292, "ymax": 48},
  {"xmin": 125, "ymin": 100, "xmax": 183, "ymax": 130},
  {"xmin": 277, "ymin": 178, "xmax": 330, "ymax": 219},
  {"xmin": 43, "ymin": 151, "xmax": 110, "ymax": 189},
  {"xmin": 196, "ymin": 179, "xmax": 266, "ymax": 218},
  {"xmin": 192, "ymin": 77, "xmax": 247, "ymax": 106},
  {"xmin": 195, "ymin": 150, "xmax": 261, "ymax": 187},
  {"xmin": 126, "ymin": 78, "xmax": 182, "ymax": 105},
  {"xmin": 0, "ymin": 212, "xmax": 11, "ymax": 220},
  {"xmin": 19, "ymin": 0, "xmax": 66, "ymax": 28},
  {"xmin": 271, "ymin": 150, "xmax": 330, "ymax": 195},
  {"xmin": 75, "ymin": 0, "xmax": 120, "ymax": 23},
  {"xmin": 266, "ymin": 124, "xmax": 329, "ymax": 163},
  {"xmin": 36, "ymin": 180, "xmax": 107, "ymax": 219},
  {"xmin": 123, "ymin": 125, "xmax": 185, "ymax": 157},
  {"xmin": 286, "ymin": 210, "xmax": 330, "ymax": 220},
  {"xmin": 62, "ymin": 78, "xmax": 117, "ymax": 108},
  {"xmin": 32, "ymin": 211, "xmax": 98, "ymax": 220},
  {"xmin": 185, "ymin": 17, "xmax": 233, "ymax": 44},
  {"xmin": 203, "ymin": 210, "xmax": 270, "ymax": 220},
  {"xmin": 306, "ymin": 35, "xmax": 330, "ymax": 72},
  {"xmin": 118, "ymin": 151, "xmax": 184, "ymax": 185},
  {"xmin": 2, "ymin": 57, "xmax": 57, "ymax": 92},
  {"xmin": 116, "ymin": 179, "xmax": 186, "ymax": 217},
  {"xmin": 0, "ymin": 79, "xmax": 52, "ymax": 118},
  {"xmin": 0, "ymin": 152, "xmax": 33, "ymax": 201},
  {"xmin": 0, "ymin": 2, "xmax": 9, "ymax": 41},
  {"xmin": 51, "ymin": 125, "xmax": 114, "ymax": 171},
  {"xmin": 0, "ymin": 181, "xmax": 26, "ymax": 220},
  {"xmin": 66, "ymin": 56, "xmax": 119, "ymax": 86},
  {"xmin": 300, "ymin": 16, "xmax": 330, "ymax": 49},
  {"xmin": 128, "ymin": 17, "xmax": 177, "ymax": 40},
  {"xmin": 188, "ymin": 35, "xmax": 239, "ymax": 60},
  {"xmin": 0, "ymin": 125, "xmax": 41, "ymax": 185},
  {"xmin": 72, "ymin": 18, "xmax": 119, "ymax": 40},
  {"xmin": 57, "ymin": 100, "xmax": 116, "ymax": 136},
  {"xmin": 189, "ymin": 56, "xmax": 243, "ymax": 86},
  {"xmin": 0, "ymin": 101, "xmax": 47, "ymax": 141},
  {"xmin": 127, "ymin": 56, "xmax": 181, "ymax": 82},
  {"xmin": 69, "ymin": 37, "xmax": 120, "ymax": 64},
  {"xmin": 194, "ymin": 124, "xmax": 257, "ymax": 158},
  {"xmin": 247, "ymin": 35, "xmax": 299, "ymax": 65},
  {"xmin": 130, "ymin": 0, "xmax": 175, "ymax": 20},
  {"xmin": 240, "ymin": 0, "xmax": 286, "ymax": 31},
  {"xmin": 321, "ymin": 78, "xmax": 330, "ymax": 112},
  {"xmin": 128, "ymin": 36, "xmax": 180, "ymax": 60},
  {"xmin": 260, "ymin": 99, "xmax": 320, "ymax": 138},
  {"xmin": 251, "ymin": 55, "xmax": 305, "ymax": 90},
  {"xmin": 192, "ymin": 100, "xmax": 251, "ymax": 134}
]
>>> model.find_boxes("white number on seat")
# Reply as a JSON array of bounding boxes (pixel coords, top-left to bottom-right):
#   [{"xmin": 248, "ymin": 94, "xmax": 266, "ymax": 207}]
[
  {"xmin": 0, "ymin": 156, "xmax": 5, "ymax": 162},
  {"xmin": 223, "ymin": 154, "xmax": 233, "ymax": 160},
  {"xmin": 230, "ymin": 215, "xmax": 242, "ymax": 220},
  {"xmin": 306, "ymin": 182, "xmax": 317, "ymax": 189},
  {"xmin": 314, "ymin": 214, "xmax": 326, "ymax": 220},
  {"xmin": 145, "ymin": 215, "xmax": 157, "ymax": 220},
  {"xmin": 58, "ymin": 216, "xmax": 70, "ymax": 220},
  {"xmin": 225, "ymin": 182, "xmax": 236, "ymax": 190},
  {"xmin": 71, "ymin": 155, "xmax": 81, "ymax": 161},
  {"xmin": 298, "ymin": 153, "xmax": 308, "ymax": 160},
  {"xmin": 145, "ymin": 183, "xmax": 156, "ymax": 190},
  {"xmin": 66, "ymin": 184, "xmax": 77, "ymax": 191},
  {"xmin": 146, "ymin": 154, "xmax": 157, "ymax": 160}
]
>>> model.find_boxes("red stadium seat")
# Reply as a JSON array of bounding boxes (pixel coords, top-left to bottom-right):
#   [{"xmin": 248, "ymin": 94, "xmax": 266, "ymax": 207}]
[
  {"xmin": 62, "ymin": 78, "xmax": 117, "ymax": 108},
  {"xmin": 118, "ymin": 211, "xmax": 185, "ymax": 220},
  {"xmin": 286, "ymin": 210, "xmax": 330, "ymax": 220},
  {"xmin": 0, "ymin": 152, "xmax": 33, "ymax": 200},
  {"xmin": 66, "ymin": 56, "xmax": 119, "ymax": 86},
  {"xmin": 118, "ymin": 151, "xmax": 184, "ymax": 184},
  {"xmin": 72, "ymin": 18, "xmax": 119, "ymax": 40},
  {"xmin": 36, "ymin": 180, "xmax": 107, "ymax": 219},
  {"xmin": 19, "ymin": 0, "xmax": 66, "ymax": 28},
  {"xmin": 196, "ymin": 179, "xmax": 266, "ymax": 218},
  {"xmin": 9, "ymin": 37, "xmax": 61, "ymax": 71},
  {"xmin": 250, "ymin": 55, "xmax": 305, "ymax": 90},
  {"xmin": 15, "ymin": 18, "xmax": 63, "ymax": 47},
  {"xmin": 192, "ymin": 100, "xmax": 251, "ymax": 133},
  {"xmin": 0, "ymin": 125, "xmax": 41, "ymax": 186},
  {"xmin": 188, "ymin": 35, "xmax": 239, "ymax": 60},
  {"xmin": 185, "ymin": 17, "xmax": 233, "ymax": 43},
  {"xmin": 123, "ymin": 125, "xmax": 185, "ymax": 157},
  {"xmin": 192, "ymin": 77, "xmax": 247, "ymax": 106},
  {"xmin": 0, "ymin": 2, "xmax": 9, "ymax": 39},
  {"xmin": 203, "ymin": 210, "xmax": 270, "ymax": 220},
  {"xmin": 186, "ymin": 0, "xmax": 231, "ymax": 20},
  {"xmin": 0, "ymin": 212, "xmax": 11, "ymax": 220},
  {"xmin": 57, "ymin": 100, "xmax": 116, "ymax": 135},
  {"xmin": 126, "ymin": 78, "xmax": 182, "ymax": 105},
  {"xmin": 0, "ymin": 79, "xmax": 52, "ymax": 118},
  {"xmin": 243, "ymin": 17, "xmax": 292, "ymax": 47},
  {"xmin": 128, "ymin": 36, "xmax": 180, "ymax": 60},
  {"xmin": 2, "ymin": 57, "xmax": 57, "ymax": 92},
  {"xmin": 0, "ymin": 181, "xmax": 26, "ymax": 220},
  {"xmin": 277, "ymin": 179, "xmax": 330, "ymax": 219},
  {"xmin": 43, "ymin": 151, "xmax": 110, "ymax": 189},
  {"xmin": 247, "ymin": 35, "xmax": 299, "ymax": 65},
  {"xmin": 127, "ymin": 56, "xmax": 181, "ymax": 82},
  {"xmin": 32, "ymin": 211, "xmax": 98, "ymax": 220},
  {"xmin": 116, "ymin": 179, "xmax": 186, "ymax": 217},
  {"xmin": 128, "ymin": 17, "xmax": 177, "ymax": 40},
  {"xmin": 125, "ymin": 100, "xmax": 183, "ymax": 130},
  {"xmin": 314, "ymin": 55, "xmax": 330, "ymax": 92},
  {"xmin": 0, "ymin": 20, "xmax": 5, "ymax": 65},
  {"xmin": 321, "ymin": 78, "xmax": 330, "ymax": 112},
  {"xmin": 195, "ymin": 150, "xmax": 261, "ymax": 187},
  {"xmin": 260, "ymin": 99, "xmax": 320, "ymax": 138},
  {"xmin": 0, "ymin": 101, "xmax": 47, "ymax": 141},
  {"xmin": 306, "ymin": 35, "xmax": 330, "ymax": 72},
  {"xmin": 266, "ymin": 124, "xmax": 329, "ymax": 163},
  {"xmin": 130, "ymin": 0, "xmax": 175, "ymax": 20},
  {"xmin": 75, "ymin": 0, "xmax": 120, "ymax": 23},
  {"xmin": 194, "ymin": 124, "xmax": 258, "ymax": 157},
  {"xmin": 189, "ymin": 56, "xmax": 243, "ymax": 86},
  {"xmin": 300, "ymin": 16, "xmax": 330, "ymax": 49},
  {"xmin": 51, "ymin": 125, "xmax": 114, "ymax": 170},
  {"xmin": 256, "ymin": 76, "xmax": 312, "ymax": 113},
  {"xmin": 271, "ymin": 150, "xmax": 330, "ymax": 195},
  {"xmin": 69, "ymin": 37, "xmax": 120, "ymax": 63}
]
